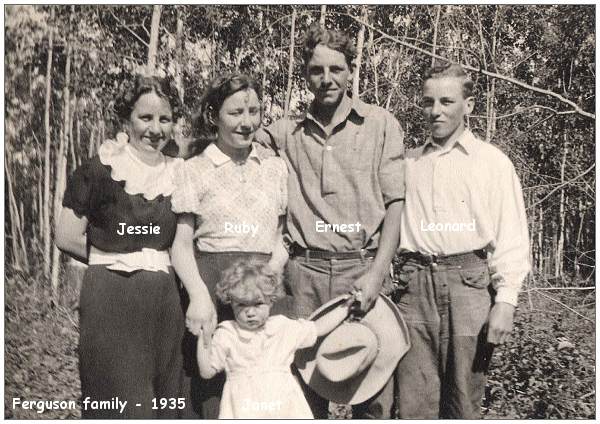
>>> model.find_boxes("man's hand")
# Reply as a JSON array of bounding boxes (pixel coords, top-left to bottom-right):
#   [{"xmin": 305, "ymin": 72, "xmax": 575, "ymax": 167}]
[
  {"xmin": 486, "ymin": 302, "xmax": 516, "ymax": 345},
  {"xmin": 186, "ymin": 295, "xmax": 217, "ymax": 347},
  {"xmin": 352, "ymin": 271, "xmax": 383, "ymax": 313}
]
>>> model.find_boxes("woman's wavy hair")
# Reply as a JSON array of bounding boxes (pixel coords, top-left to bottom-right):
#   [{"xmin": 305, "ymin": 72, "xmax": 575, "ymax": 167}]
[
  {"xmin": 114, "ymin": 74, "xmax": 183, "ymax": 123},
  {"xmin": 192, "ymin": 73, "xmax": 263, "ymax": 141},
  {"xmin": 216, "ymin": 259, "xmax": 284, "ymax": 306}
]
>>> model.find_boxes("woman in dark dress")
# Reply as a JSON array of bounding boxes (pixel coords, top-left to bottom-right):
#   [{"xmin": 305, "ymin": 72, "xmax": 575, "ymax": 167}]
[{"xmin": 55, "ymin": 75, "xmax": 215, "ymax": 418}]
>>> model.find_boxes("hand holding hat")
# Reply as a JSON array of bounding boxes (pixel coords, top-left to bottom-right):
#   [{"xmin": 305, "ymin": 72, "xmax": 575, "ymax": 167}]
[{"xmin": 295, "ymin": 294, "xmax": 410, "ymax": 405}]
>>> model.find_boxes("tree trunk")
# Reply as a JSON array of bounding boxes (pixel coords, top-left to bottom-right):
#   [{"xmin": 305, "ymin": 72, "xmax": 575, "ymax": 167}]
[
  {"xmin": 353, "ymin": 6, "xmax": 368, "ymax": 99},
  {"xmin": 6, "ymin": 158, "xmax": 23, "ymax": 270},
  {"xmin": 319, "ymin": 5, "xmax": 327, "ymax": 27},
  {"xmin": 42, "ymin": 6, "xmax": 55, "ymax": 278},
  {"xmin": 38, "ymin": 178, "xmax": 43, "ymax": 242},
  {"xmin": 555, "ymin": 137, "xmax": 568, "ymax": 278},
  {"xmin": 75, "ymin": 107, "xmax": 82, "ymax": 168},
  {"xmin": 171, "ymin": 6, "xmax": 193, "ymax": 159},
  {"xmin": 51, "ymin": 33, "xmax": 73, "ymax": 301},
  {"xmin": 88, "ymin": 125, "xmax": 96, "ymax": 158},
  {"xmin": 431, "ymin": 5, "xmax": 441, "ymax": 66},
  {"xmin": 574, "ymin": 205, "xmax": 584, "ymax": 278},
  {"xmin": 367, "ymin": 27, "xmax": 379, "ymax": 105},
  {"xmin": 147, "ymin": 5, "xmax": 162, "ymax": 75},
  {"xmin": 175, "ymin": 7, "xmax": 185, "ymax": 102},
  {"xmin": 284, "ymin": 7, "xmax": 296, "ymax": 118},
  {"xmin": 69, "ymin": 95, "xmax": 77, "ymax": 170},
  {"xmin": 537, "ymin": 206, "xmax": 544, "ymax": 274},
  {"xmin": 259, "ymin": 9, "xmax": 268, "ymax": 104}
]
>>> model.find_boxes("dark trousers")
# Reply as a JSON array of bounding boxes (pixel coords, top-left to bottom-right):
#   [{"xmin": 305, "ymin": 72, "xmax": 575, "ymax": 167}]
[
  {"xmin": 79, "ymin": 266, "xmax": 185, "ymax": 419},
  {"xmin": 394, "ymin": 255, "xmax": 495, "ymax": 419},
  {"xmin": 286, "ymin": 255, "xmax": 396, "ymax": 419}
]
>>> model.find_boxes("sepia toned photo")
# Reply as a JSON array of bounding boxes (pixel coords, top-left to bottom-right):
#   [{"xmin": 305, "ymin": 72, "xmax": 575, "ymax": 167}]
[{"xmin": 4, "ymin": 4, "xmax": 595, "ymax": 419}]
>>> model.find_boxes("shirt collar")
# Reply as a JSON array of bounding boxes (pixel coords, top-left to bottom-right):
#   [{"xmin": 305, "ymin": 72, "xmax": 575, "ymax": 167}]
[
  {"xmin": 303, "ymin": 94, "xmax": 370, "ymax": 125},
  {"xmin": 204, "ymin": 142, "xmax": 262, "ymax": 167},
  {"xmin": 423, "ymin": 128, "xmax": 477, "ymax": 156}
]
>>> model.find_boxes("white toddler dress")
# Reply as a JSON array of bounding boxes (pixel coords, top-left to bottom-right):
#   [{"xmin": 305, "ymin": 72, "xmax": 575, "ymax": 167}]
[{"xmin": 208, "ymin": 315, "xmax": 317, "ymax": 418}]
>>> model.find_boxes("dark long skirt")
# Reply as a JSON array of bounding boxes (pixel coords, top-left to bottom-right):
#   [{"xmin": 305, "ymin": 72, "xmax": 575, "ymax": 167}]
[{"xmin": 79, "ymin": 265, "xmax": 185, "ymax": 419}]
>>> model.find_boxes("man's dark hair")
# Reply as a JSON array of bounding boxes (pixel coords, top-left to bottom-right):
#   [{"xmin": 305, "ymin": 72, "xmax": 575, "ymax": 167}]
[
  {"xmin": 302, "ymin": 24, "xmax": 357, "ymax": 67},
  {"xmin": 423, "ymin": 62, "xmax": 474, "ymax": 98}
]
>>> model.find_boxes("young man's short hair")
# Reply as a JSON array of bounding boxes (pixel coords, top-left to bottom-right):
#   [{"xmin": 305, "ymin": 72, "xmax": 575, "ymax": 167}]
[
  {"xmin": 423, "ymin": 62, "xmax": 474, "ymax": 98},
  {"xmin": 302, "ymin": 24, "xmax": 357, "ymax": 67}
]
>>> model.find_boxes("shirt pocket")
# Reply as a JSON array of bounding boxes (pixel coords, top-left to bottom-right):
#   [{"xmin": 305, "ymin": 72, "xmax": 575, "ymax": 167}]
[{"xmin": 350, "ymin": 125, "xmax": 375, "ymax": 172}]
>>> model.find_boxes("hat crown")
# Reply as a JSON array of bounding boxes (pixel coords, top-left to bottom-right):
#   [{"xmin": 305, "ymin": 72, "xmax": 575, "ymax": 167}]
[
  {"xmin": 296, "ymin": 294, "xmax": 410, "ymax": 405},
  {"xmin": 316, "ymin": 323, "xmax": 378, "ymax": 382}
]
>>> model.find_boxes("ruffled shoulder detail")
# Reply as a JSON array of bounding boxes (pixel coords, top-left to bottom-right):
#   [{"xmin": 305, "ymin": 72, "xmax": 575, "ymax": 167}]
[
  {"xmin": 98, "ymin": 133, "xmax": 183, "ymax": 201},
  {"xmin": 170, "ymin": 154, "xmax": 216, "ymax": 214}
]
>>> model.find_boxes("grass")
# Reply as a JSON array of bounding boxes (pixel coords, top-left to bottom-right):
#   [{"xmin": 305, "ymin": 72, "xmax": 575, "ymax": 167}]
[{"xmin": 4, "ymin": 271, "xmax": 595, "ymax": 419}]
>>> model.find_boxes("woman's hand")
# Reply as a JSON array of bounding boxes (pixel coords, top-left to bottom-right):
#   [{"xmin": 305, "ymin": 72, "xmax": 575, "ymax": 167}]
[
  {"xmin": 55, "ymin": 207, "xmax": 88, "ymax": 263},
  {"xmin": 171, "ymin": 214, "xmax": 218, "ymax": 347},
  {"xmin": 186, "ymin": 294, "xmax": 217, "ymax": 347}
]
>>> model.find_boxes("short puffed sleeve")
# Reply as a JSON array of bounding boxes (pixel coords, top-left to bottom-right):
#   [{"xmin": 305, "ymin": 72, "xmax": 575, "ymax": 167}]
[
  {"xmin": 171, "ymin": 158, "xmax": 205, "ymax": 215},
  {"xmin": 289, "ymin": 318, "xmax": 318, "ymax": 350},
  {"xmin": 208, "ymin": 325, "xmax": 232, "ymax": 372},
  {"xmin": 62, "ymin": 160, "xmax": 95, "ymax": 217}
]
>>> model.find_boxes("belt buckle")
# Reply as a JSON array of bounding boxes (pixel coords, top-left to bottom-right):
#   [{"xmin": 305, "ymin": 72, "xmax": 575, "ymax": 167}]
[{"xmin": 423, "ymin": 253, "xmax": 438, "ymax": 267}]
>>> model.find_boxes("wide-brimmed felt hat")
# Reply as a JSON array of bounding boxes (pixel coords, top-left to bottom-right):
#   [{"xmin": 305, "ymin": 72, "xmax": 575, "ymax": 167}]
[{"xmin": 295, "ymin": 294, "xmax": 410, "ymax": 405}]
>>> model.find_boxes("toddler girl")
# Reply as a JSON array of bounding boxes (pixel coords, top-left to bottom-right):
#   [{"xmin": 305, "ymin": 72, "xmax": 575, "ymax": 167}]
[{"xmin": 196, "ymin": 259, "xmax": 352, "ymax": 418}]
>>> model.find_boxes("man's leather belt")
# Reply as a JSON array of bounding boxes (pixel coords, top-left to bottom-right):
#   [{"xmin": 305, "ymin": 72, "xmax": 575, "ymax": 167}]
[
  {"xmin": 398, "ymin": 249, "xmax": 487, "ymax": 267},
  {"xmin": 290, "ymin": 243, "xmax": 377, "ymax": 260}
]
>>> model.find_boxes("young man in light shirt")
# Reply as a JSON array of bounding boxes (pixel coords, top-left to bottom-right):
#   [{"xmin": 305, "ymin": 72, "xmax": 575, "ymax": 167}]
[{"xmin": 394, "ymin": 63, "xmax": 530, "ymax": 418}]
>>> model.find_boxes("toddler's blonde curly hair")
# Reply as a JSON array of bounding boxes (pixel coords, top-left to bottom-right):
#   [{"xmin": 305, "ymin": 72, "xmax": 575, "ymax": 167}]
[{"xmin": 216, "ymin": 260, "xmax": 284, "ymax": 305}]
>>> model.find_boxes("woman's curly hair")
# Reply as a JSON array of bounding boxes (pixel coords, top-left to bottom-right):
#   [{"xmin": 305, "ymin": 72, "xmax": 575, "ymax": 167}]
[
  {"xmin": 192, "ymin": 73, "xmax": 263, "ymax": 141},
  {"xmin": 114, "ymin": 74, "xmax": 183, "ymax": 123},
  {"xmin": 216, "ymin": 259, "xmax": 284, "ymax": 305}
]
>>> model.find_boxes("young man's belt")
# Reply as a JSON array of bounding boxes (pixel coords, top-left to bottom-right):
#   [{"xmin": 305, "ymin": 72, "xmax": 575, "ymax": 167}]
[
  {"xmin": 289, "ymin": 243, "xmax": 377, "ymax": 260},
  {"xmin": 398, "ymin": 249, "xmax": 487, "ymax": 267}
]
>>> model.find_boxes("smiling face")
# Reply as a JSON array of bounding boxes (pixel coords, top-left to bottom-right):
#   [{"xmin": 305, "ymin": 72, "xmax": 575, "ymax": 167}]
[
  {"xmin": 231, "ymin": 297, "xmax": 271, "ymax": 331},
  {"xmin": 215, "ymin": 88, "xmax": 261, "ymax": 158},
  {"xmin": 422, "ymin": 76, "xmax": 474, "ymax": 146},
  {"xmin": 305, "ymin": 44, "xmax": 353, "ymax": 109},
  {"xmin": 127, "ymin": 91, "xmax": 174, "ymax": 154}
]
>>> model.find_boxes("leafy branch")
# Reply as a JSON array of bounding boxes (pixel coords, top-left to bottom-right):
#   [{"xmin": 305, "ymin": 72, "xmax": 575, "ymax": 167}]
[{"xmin": 344, "ymin": 13, "xmax": 595, "ymax": 120}]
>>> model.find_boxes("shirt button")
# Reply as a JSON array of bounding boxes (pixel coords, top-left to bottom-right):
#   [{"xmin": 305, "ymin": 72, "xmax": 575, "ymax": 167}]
[{"xmin": 326, "ymin": 145, "xmax": 332, "ymax": 151}]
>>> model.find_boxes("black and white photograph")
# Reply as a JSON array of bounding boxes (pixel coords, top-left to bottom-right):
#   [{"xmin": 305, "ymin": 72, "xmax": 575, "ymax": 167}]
[{"xmin": 4, "ymin": 3, "xmax": 595, "ymax": 419}]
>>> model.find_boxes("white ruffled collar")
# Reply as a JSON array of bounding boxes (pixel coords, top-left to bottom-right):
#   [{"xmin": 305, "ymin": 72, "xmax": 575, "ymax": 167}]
[{"xmin": 98, "ymin": 133, "xmax": 182, "ymax": 200}]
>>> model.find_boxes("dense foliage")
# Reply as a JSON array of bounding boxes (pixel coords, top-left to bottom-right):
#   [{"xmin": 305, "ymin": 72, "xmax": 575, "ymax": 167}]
[
  {"xmin": 4, "ymin": 5, "xmax": 595, "ymax": 419},
  {"xmin": 4, "ymin": 5, "xmax": 594, "ymax": 284}
]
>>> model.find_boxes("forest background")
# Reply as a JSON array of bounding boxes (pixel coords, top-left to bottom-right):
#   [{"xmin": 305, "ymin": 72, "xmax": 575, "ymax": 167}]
[{"xmin": 4, "ymin": 4, "xmax": 596, "ymax": 419}]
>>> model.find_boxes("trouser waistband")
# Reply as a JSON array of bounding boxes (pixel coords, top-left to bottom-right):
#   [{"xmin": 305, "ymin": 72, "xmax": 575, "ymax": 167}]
[
  {"xmin": 290, "ymin": 243, "xmax": 377, "ymax": 260},
  {"xmin": 397, "ymin": 250, "xmax": 487, "ymax": 268}
]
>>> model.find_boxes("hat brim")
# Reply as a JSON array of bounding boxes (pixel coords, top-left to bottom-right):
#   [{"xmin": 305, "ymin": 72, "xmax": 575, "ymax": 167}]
[{"xmin": 295, "ymin": 294, "xmax": 410, "ymax": 405}]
